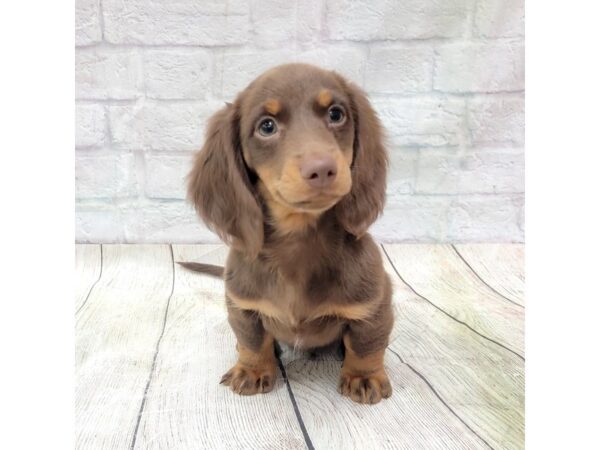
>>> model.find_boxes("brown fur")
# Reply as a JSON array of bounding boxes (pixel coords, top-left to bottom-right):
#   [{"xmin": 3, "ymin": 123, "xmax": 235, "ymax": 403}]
[
  {"xmin": 186, "ymin": 63, "xmax": 393, "ymax": 404},
  {"xmin": 176, "ymin": 261, "xmax": 224, "ymax": 277},
  {"xmin": 339, "ymin": 334, "xmax": 392, "ymax": 404},
  {"xmin": 220, "ymin": 333, "xmax": 277, "ymax": 395}
]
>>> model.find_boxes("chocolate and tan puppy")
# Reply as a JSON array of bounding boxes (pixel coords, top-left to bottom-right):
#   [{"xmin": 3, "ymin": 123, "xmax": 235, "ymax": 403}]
[{"xmin": 182, "ymin": 63, "xmax": 393, "ymax": 404}]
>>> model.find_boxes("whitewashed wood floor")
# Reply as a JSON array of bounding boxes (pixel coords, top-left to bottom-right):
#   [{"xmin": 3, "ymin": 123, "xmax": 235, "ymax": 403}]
[{"xmin": 75, "ymin": 244, "xmax": 524, "ymax": 450}]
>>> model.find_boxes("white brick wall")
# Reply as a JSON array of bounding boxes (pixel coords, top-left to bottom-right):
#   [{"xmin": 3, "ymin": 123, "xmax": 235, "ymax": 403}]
[{"xmin": 75, "ymin": 0, "xmax": 524, "ymax": 243}]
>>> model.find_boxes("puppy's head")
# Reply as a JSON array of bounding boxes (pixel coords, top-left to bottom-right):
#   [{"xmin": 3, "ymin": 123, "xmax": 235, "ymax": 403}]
[{"xmin": 188, "ymin": 64, "xmax": 387, "ymax": 257}]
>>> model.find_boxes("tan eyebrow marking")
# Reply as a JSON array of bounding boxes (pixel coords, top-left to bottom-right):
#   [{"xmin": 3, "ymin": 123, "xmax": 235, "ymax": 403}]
[
  {"xmin": 264, "ymin": 99, "xmax": 281, "ymax": 115},
  {"xmin": 317, "ymin": 89, "xmax": 333, "ymax": 107}
]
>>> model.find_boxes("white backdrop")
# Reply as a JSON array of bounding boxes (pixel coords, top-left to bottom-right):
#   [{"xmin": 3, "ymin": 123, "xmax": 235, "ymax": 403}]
[{"xmin": 75, "ymin": 0, "xmax": 524, "ymax": 243}]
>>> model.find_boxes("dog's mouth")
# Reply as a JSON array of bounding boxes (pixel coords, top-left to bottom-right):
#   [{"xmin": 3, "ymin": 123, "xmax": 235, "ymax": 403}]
[{"xmin": 276, "ymin": 190, "xmax": 344, "ymax": 212}]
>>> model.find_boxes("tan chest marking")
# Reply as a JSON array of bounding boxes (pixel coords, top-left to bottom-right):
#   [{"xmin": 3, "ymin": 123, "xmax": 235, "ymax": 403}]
[
  {"xmin": 227, "ymin": 290, "xmax": 376, "ymax": 325},
  {"xmin": 271, "ymin": 209, "xmax": 319, "ymax": 235},
  {"xmin": 228, "ymin": 291, "xmax": 287, "ymax": 322}
]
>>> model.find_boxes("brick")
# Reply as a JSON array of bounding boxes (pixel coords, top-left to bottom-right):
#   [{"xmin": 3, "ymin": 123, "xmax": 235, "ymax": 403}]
[
  {"xmin": 220, "ymin": 50, "xmax": 294, "ymax": 98},
  {"xmin": 295, "ymin": 47, "xmax": 366, "ymax": 86},
  {"xmin": 447, "ymin": 194, "xmax": 524, "ymax": 242},
  {"xmin": 144, "ymin": 154, "xmax": 192, "ymax": 199},
  {"xmin": 103, "ymin": 0, "xmax": 250, "ymax": 45},
  {"xmin": 75, "ymin": 103, "xmax": 106, "ymax": 147},
  {"xmin": 415, "ymin": 149, "xmax": 524, "ymax": 194},
  {"xmin": 387, "ymin": 149, "xmax": 418, "ymax": 197},
  {"xmin": 518, "ymin": 200, "xmax": 524, "ymax": 233},
  {"xmin": 75, "ymin": 153, "xmax": 137, "ymax": 199},
  {"xmin": 467, "ymin": 96, "xmax": 524, "ymax": 146},
  {"xmin": 73, "ymin": 0, "xmax": 527, "ymax": 244},
  {"xmin": 296, "ymin": 0, "xmax": 325, "ymax": 45},
  {"xmin": 143, "ymin": 49, "xmax": 212, "ymax": 100},
  {"xmin": 75, "ymin": 0, "xmax": 102, "ymax": 45},
  {"xmin": 122, "ymin": 200, "xmax": 219, "ymax": 243},
  {"xmin": 373, "ymin": 97, "xmax": 465, "ymax": 147},
  {"xmin": 76, "ymin": 48, "xmax": 143, "ymax": 100},
  {"xmin": 366, "ymin": 46, "xmax": 433, "ymax": 94},
  {"xmin": 109, "ymin": 100, "xmax": 222, "ymax": 151},
  {"xmin": 76, "ymin": 204, "xmax": 125, "ymax": 242},
  {"xmin": 434, "ymin": 43, "xmax": 524, "ymax": 93},
  {"xmin": 474, "ymin": 0, "xmax": 525, "ymax": 38},
  {"xmin": 325, "ymin": 0, "xmax": 470, "ymax": 41},
  {"xmin": 250, "ymin": 0, "xmax": 296, "ymax": 48},
  {"xmin": 372, "ymin": 193, "xmax": 524, "ymax": 242},
  {"xmin": 371, "ymin": 196, "xmax": 452, "ymax": 242}
]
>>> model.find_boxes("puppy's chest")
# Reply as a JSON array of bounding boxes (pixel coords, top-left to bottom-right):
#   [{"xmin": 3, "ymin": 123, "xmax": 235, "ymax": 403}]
[
  {"xmin": 228, "ymin": 271, "xmax": 328, "ymax": 325},
  {"xmin": 226, "ymin": 264, "xmax": 373, "ymax": 328}
]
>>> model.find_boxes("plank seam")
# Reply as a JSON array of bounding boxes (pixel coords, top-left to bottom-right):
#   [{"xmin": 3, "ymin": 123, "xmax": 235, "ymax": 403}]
[
  {"xmin": 275, "ymin": 354, "xmax": 315, "ymax": 450},
  {"xmin": 380, "ymin": 244, "xmax": 525, "ymax": 362},
  {"xmin": 130, "ymin": 244, "xmax": 175, "ymax": 450},
  {"xmin": 76, "ymin": 244, "xmax": 103, "ymax": 316},
  {"xmin": 451, "ymin": 245, "xmax": 524, "ymax": 308},
  {"xmin": 386, "ymin": 347, "xmax": 495, "ymax": 450}
]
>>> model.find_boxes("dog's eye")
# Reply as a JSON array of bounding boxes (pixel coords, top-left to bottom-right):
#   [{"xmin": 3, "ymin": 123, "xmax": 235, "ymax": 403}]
[
  {"xmin": 328, "ymin": 106, "xmax": 345, "ymax": 124},
  {"xmin": 258, "ymin": 118, "xmax": 278, "ymax": 136}
]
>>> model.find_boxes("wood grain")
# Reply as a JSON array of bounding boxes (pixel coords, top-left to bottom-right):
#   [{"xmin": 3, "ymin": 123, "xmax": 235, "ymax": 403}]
[
  {"xmin": 382, "ymin": 246, "xmax": 524, "ymax": 450},
  {"xmin": 133, "ymin": 245, "xmax": 307, "ymax": 450},
  {"xmin": 383, "ymin": 244, "xmax": 524, "ymax": 357},
  {"xmin": 75, "ymin": 244, "xmax": 101, "ymax": 313},
  {"xmin": 280, "ymin": 351, "xmax": 489, "ymax": 449},
  {"xmin": 454, "ymin": 244, "xmax": 525, "ymax": 306},
  {"xmin": 75, "ymin": 245, "xmax": 173, "ymax": 450},
  {"xmin": 74, "ymin": 243, "xmax": 526, "ymax": 450}
]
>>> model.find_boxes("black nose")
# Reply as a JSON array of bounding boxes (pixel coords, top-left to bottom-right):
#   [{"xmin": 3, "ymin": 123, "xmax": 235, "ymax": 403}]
[{"xmin": 300, "ymin": 156, "xmax": 338, "ymax": 188}]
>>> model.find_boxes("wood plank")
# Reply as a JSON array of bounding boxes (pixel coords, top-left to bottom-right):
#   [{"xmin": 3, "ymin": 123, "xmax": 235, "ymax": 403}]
[
  {"xmin": 75, "ymin": 245, "xmax": 173, "ymax": 450},
  {"xmin": 281, "ymin": 351, "xmax": 489, "ymax": 449},
  {"xmin": 382, "ymin": 247, "xmax": 524, "ymax": 450},
  {"xmin": 133, "ymin": 244, "xmax": 307, "ymax": 450},
  {"xmin": 383, "ymin": 244, "xmax": 524, "ymax": 356},
  {"xmin": 75, "ymin": 244, "xmax": 101, "ymax": 313},
  {"xmin": 454, "ymin": 244, "xmax": 525, "ymax": 306}
]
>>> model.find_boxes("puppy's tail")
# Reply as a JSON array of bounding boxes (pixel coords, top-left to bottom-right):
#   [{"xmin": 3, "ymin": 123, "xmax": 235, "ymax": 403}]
[{"xmin": 176, "ymin": 262, "xmax": 224, "ymax": 278}]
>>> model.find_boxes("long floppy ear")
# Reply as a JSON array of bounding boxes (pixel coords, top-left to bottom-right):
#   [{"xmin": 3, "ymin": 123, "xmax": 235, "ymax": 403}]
[
  {"xmin": 187, "ymin": 103, "xmax": 263, "ymax": 257},
  {"xmin": 334, "ymin": 77, "xmax": 388, "ymax": 238}
]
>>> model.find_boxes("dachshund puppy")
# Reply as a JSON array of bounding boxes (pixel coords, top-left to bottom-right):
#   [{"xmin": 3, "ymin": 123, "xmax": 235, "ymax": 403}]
[{"xmin": 186, "ymin": 63, "xmax": 392, "ymax": 404}]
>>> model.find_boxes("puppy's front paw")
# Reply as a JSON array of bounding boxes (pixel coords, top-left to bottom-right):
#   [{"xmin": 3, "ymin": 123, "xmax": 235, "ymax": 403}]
[
  {"xmin": 338, "ymin": 368, "xmax": 392, "ymax": 404},
  {"xmin": 220, "ymin": 362, "xmax": 276, "ymax": 395}
]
